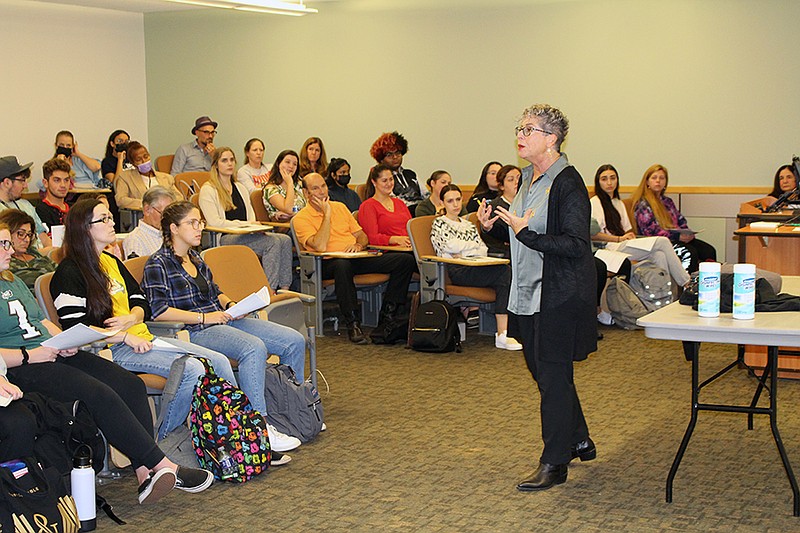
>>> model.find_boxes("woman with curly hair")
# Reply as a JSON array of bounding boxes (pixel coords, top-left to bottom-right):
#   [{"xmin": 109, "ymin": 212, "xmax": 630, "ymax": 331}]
[{"xmin": 369, "ymin": 131, "xmax": 426, "ymax": 215}]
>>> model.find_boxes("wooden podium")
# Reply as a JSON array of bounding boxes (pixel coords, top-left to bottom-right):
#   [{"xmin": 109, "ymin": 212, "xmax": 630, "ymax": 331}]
[{"xmin": 735, "ymin": 205, "xmax": 800, "ymax": 376}]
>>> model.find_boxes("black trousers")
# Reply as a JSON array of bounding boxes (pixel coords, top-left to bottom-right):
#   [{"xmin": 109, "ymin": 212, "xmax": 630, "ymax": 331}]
[
  {"xmin": 514, "ymin": 313, "xmax": 589, "ymax": 465},
  {"xmin": 0, "ymin": 402, "xmax": 37, "ymax": 461},
  {"xmin": 447, "ymin": 263, "xmax": 511, "ymax": 312},
  {"xmin": 7, "ymin": 351, "xmax": 164, "ymax": 470},
  {"xmin": 321, "ymin": 252, "xmax": 416, "ymax": 318},
  {"xmin": 674, "ymin": 238, "xmax": 716, "ymax": 274}
]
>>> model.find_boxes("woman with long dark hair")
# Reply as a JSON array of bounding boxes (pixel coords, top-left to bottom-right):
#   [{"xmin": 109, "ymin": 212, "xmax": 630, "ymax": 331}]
[
  {"xmin": 466, "ymin": 161, "xmax": 502, "ymax": 213},
  {"xmin": 50, "ymin": 198, "xmax": 237, "ymax": 441},
  {"xmin": 262, "ymin": 149, "xmax": 306, "ymax": 222},
  {"xmin": 590, "ymin": 164, "xmax": 690, "ymax": 287},
  {"xmin": 325, "ymin": 158, "xmax": 361, "ymax": 212}
]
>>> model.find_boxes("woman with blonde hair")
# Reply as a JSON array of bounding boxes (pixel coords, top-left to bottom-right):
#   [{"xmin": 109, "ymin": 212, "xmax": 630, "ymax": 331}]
[
  {"xmin": 632, "ymin": 164, "xmax": 716, "ymax": 273},
  {"xmin": 298, "ymin": 137, "xmax": 328, "ymax": 178},
  {"xmin": 199, "ymin": 147, "xmax": 294, "ymax": 290}
]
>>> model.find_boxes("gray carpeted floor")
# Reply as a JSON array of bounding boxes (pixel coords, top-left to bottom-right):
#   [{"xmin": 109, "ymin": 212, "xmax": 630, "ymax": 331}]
[{"xmin": 94, "ymin": 326, "xmax": 800, "ymax": 532}]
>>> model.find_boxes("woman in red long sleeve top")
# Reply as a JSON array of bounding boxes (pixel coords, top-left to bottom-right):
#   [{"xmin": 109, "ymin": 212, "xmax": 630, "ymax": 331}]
[{"xmin": 358, "ymin": 164, "xmax": 412, "ymax": 247}]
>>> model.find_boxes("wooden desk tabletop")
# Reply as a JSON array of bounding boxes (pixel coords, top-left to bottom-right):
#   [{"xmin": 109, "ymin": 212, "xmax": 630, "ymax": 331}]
[
  {"xmin": 420, "ymin": 255, "xmax": 510, "ymax": 266},
  {"xmin": 369, "ymin": 245, "xmax": 412, "ymax": 252},
  {"xmin": 205, "ymin": 224, "xmax": 272, "ymax": 235},
  {"xmin": 734, "ymin": 225, "xmax": 800, "ymax": 237},
  {"xmin": 301, "ymin": 250, "xmax": 381, "ymax": 258},
  {"xmin": 265, "ymin": 221, "xmax": 291, "ymax": 229}
]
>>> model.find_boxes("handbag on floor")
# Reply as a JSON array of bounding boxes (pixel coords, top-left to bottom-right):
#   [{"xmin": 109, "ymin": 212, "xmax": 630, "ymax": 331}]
[
  {"xmin": 264, "ymin": 364, "xmax": 323, "ymax": 443},
  {"xmin": 0, "ymin": 457, "xmax": 80, "ymax": 533}
]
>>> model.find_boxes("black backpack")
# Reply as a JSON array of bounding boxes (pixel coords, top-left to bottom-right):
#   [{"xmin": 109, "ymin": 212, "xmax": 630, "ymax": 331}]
[{"xmin": 408, "ymin": 298, "xmax": 462, "ymax": 353}]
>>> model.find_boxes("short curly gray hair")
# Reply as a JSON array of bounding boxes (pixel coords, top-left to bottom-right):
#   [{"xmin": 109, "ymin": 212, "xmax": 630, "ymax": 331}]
[{"xmin": 520, "ymin": 104, "xmax": 569, "ymax": 151}]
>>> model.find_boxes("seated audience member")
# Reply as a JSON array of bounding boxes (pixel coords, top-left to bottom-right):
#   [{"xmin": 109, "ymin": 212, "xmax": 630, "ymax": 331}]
[
  {"xmin": 36, "ymin": 157, "xmax": 72, "ymax": 232},
  {"xmin": 326, "ymin": 158, "xmax": 361, "ymax": 212},
  {"xmin": 116, "ymin": 142, "xmax": 184, "ymax": 210},
  {"xmin": 430, "ymin": 184, "xmax": 521, "ymax": 351},
  {"xmin": 294, "ymin": 173, "xmax": 416, "ymax": 344},
  {"xmin": 171, "ymin": 116, "xmax": 217, "ymax": 174},
  {"xmin": 466, "ymin": 161, "xmax": 502, "ymax": 213},
  {"xmin": 122, "ymin": 186, "xmax": 176, "ymax": 259},
  {"xmin": 415, "ymin": 170, "xmax": 466, "ymax": 218},
  {"xmin": 0, "ymin": 358, "xmax": 31, "ymax": 462},
  {"xmin": 299, "ymin": 137, "xmax": 328, "ymax": 178},
  {"xmin": 369, "ymin": 131, "xmax": 426, "ymax": 215},
  {"xmin": 101, "ymin": 129, "xmax": 134, "ymax": 184},
  {"xmin": 142, "ymin": 201, "xmax": 305, "ymax": 453},
  {"xmin": 591, "ymin": 164, "xmax": 690, "ymax": 287},
  {"xmin": 200, "ymin": 148, "xmax": 294, "ymax": 291},
  {"xmin": 0, "ymin": 156, "xmax": 52, "ymax": 249},
  {"xmin": 359, "ymin": 164, "xmax": 412, "ymax": 247},
  {"xmin": 0, "ymin": 222, "xmax": 213, "ymax": 503},
  {"xmin": 78, "ymin": 192, "xmax": 124, "ymax": 260},
  {"xmin": 632, "ymin": 164, "xmax": 716, "ymax": 273},
  {"xmin": 757, "ymin": 164, "xmax": 800, "ymax": 209},
  {"xmin": 53, "ymin": 130, "xmax": 104, "ymax": 188},
  {"xmin": 50, "ymin": 198, "xmax": 238, "ymax": 441},
  {"xmin": 262, "ymin": 150, "xmax": 306, "ymax": 222},
  {"xmin": 479, "ymin": 165, "xmax": 521, "ymax": 258},
  {"xmin": 236, "ymin": 138, "xmax": 272, "ymax": 194},
  {"xmin": 590, "ymin": 216, "xmax": 631, "ymax": 328},
  {"xmin": 0, "ymin": 209, "xmax": 56, "ymax": 289}
]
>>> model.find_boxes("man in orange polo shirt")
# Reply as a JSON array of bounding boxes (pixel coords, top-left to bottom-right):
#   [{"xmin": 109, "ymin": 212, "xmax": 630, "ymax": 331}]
[{"xmin": 294, "ymin": 173, "xmax": 415, "ymax": 344}]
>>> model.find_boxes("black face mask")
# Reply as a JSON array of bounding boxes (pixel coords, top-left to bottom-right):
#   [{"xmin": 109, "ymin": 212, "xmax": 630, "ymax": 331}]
[
  {"xmin": 336, "ymin": 174, "xmax": 351, "ymax": 186},
  {"xmin": 56, "ymin": 146, "xmax": 72, "ymax": 157}
]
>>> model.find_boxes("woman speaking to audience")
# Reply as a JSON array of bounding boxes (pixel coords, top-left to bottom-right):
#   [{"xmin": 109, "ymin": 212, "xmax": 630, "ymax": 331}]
[
  {"xmin": 590, "ymin": 164, "xmax": 690, "ymax": 287},
  {"xmin": 632, "ymin": 164, "xmax": 716, "ymax": 273},
  {"xmin": 479, "ymin": 104, "xmax": 597, "ymax": 492}
]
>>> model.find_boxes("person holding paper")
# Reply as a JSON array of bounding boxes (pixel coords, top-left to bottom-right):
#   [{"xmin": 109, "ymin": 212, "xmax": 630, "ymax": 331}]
[
  {"xmin": 49, "ymin": 197, "xmax": 236, "ymax": 442},
  {"xmin": 199, "ymin": 147, "xmax": 294, "ymax": 290},
  {"xmin": 632, "ymin": 164, "xmax": 716, "ymax": 274},
  {"xmin": 590, "ymin": 164, "xmax": 690, "ymax": 288},
  {"xmin": 142, "ymin": 201, "xmax": 305, "ymax": 453},
  {"xmin": 0, "ymin": 209, "xmax": 56, "ymax": 289},
  {"xmin": 0, "ymin": 222, "xmax": 214, "ymax": 503}
]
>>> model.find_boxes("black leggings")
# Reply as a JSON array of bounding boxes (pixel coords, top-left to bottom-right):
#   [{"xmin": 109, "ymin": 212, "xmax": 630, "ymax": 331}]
[
  {"xmin": 0, "ymin": 402, "xmax": 37, "ymax": 461},
  {"xmin": 7, "ymin": 351, "xmax": 164, "ymax": 471},
  {"xmin": 595, "ymin": 256, "xmax": 632, "ymax": 306}
]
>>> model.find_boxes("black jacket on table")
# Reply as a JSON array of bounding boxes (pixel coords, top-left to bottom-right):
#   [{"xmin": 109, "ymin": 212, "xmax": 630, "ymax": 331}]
[
  {"xmin": 50, "ymin": 253, "xmax": 152, "ymax": 330},
  {"xmin": 487, "ymin": 164, "xmax": 597, "ymax": 362}
]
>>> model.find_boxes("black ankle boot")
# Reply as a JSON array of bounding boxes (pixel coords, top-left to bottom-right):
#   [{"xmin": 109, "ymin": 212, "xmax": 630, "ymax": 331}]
[
  {"xmin": 370, "ymin": 302, "xmax": 407, "ymax": 344},
  {"xmin": 344, "ymin": 312, "xmax": 368, "ymax": 344}
]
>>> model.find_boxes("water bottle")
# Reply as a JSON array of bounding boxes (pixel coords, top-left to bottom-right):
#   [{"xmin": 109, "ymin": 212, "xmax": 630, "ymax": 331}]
[
  {"xmin": 217, "ymin": 447, "xmax": 238, "ymax": 480},
  {"xmin": 71, "ymin": 445, "xmax": 96, "ymax": 531},
  {"xmin": 733, "ymin": 263, "xmax": 756, "ymax": 320},
  {"xmin": 697, "ymin": 262, "xmax": 720, "ymax": 317}
]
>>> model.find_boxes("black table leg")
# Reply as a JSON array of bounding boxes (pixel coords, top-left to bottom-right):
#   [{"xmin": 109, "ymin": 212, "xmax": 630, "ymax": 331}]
[
  {"xmin": 766, "ymin": 346, "xmax": 800, "ymax": 516},
  {"xmin": 747, "ymin": 358, "xmax": 771, "ymax": 430},
  {"xmin": 667, "ymin": 341, "xmax": 700, "ymax": 503}
]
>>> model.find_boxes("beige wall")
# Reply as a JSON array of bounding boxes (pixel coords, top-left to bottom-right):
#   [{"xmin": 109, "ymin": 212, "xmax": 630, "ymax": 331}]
[
  {"xmin": 144, "ymin": 0, "xmax": 799, "ymax": 189},
  {"xmin": 0, "ymin": 0, "xmax": 149, "ymax": 186}
]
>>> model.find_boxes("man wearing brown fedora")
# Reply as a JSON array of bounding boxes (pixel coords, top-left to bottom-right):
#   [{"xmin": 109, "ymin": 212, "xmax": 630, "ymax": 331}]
[
  {"xmin": 0, "ymin": 156, "xmax": 52, "ymax": 250},
  {"xmin": 170, "ymin": 115, "xmax": 218, "ymax": 174}
]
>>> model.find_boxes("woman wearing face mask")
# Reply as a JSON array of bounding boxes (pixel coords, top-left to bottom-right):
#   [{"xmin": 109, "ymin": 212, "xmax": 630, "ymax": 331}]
[
  {"xmin": 236, "ymin": 138, "xmax": 272, "ymax": 194},
  {"xmin": 115, "ymin": 142, "xmax": 185, "ymax": 210},
  {"xmin": 101, "ymin": 129, "xmax": 134, "ymax": 184},
  {"xmin": 53, "ymin": 130, "xmax": 103, "ymax": 189},
  {"xmin": 325, "ymin": 158, "xmax": 361, "ymax": 212}
]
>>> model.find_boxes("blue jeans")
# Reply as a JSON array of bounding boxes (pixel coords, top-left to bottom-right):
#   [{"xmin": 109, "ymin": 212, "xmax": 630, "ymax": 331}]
[
  {"xmin": 110, "ymin": 337, "xmax": 236, "ymax": 439},
  {"xmin": 189, "ymin": 318, "xmax": 306, "ymax": 415}
]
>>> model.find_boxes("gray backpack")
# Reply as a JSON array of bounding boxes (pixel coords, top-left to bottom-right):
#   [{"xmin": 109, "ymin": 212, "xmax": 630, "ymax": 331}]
[
  {"xmin": 605, "ymin": 277, "xmax": 649, "ymax": 330},
  {"xmin": 264, "ymin": 364, "xmax": 324, "ymax": 443},
  {"xmin": 629, "ymin": 261, "xmax": 673, "ymax": 312},
  {"xmin": 156, "ymin": 356, "xmax": 201, "ymax": 468}
]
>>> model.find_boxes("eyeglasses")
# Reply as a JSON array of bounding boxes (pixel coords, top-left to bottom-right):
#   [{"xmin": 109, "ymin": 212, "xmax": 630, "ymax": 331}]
[
  {"xmin": 515, "ymin": 125, "xmax": 553, "ymax": 137},
  {"xmin": 14, "ymin": 230, "xmax": 34, "ymax": 240},
  {"xmin": 89, "ymin": 215, "xmax": 115, "ymax": 225},
  {"xmin": 197, "ymin": 129, "xmax": 217, "ymax": 135},
  {"xmin": 0, "ymin": 240, "xmax": 13, "ymax": 251},
  {"xmin": 179, "ymin": 219, "xmax": 206, "ymax": 230},
  {"xmin": 11, "ymin": 178, "xmax": 30, "ymax": 184}
]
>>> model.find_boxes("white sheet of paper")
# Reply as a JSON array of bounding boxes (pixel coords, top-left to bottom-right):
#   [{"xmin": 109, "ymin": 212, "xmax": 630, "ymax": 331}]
[
  {"xmin": 0, "ymin": 395, "xmax": 12, "ymax": 407},
  {"xmin": 151, "ymin": 338, "xmax": 186, "ymax": 353},
  {"xmin": 41, "ymin": 324, "xmax": 119, "ymax": 350},
  {"xmin": 50, "ymin": 225, "xmax": 65, "ymax": 247},
  {"xmin": 621, "ymin": 236, "xmax": 660, "ymax": 252},
  {"xmin": 594, "ymin": 249, "xmax": 631, "ymax": 274},
  {"xmin": 226, "ymin": 286, "xmax": 272, "ymax": 319}
]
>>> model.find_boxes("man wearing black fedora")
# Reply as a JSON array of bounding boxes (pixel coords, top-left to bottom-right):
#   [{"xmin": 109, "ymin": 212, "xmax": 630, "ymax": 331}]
[
  {"xmin": 170, "ymin": 115, "xmax": 218, "ymax": 175},
  {"xmin": 0, "ymin": 156, "xmax": 52, "ymax": 250}
]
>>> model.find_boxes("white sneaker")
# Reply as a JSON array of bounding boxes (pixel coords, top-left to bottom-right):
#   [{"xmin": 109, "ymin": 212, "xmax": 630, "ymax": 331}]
[
  {"xmin": 495, "ymin": 332, "xmax": 523, "ymax": 351},
  {"xmin": 267, "ymin": 424, "xmax": 301, "ymax": 452},
  {"xmin": 597, "ymin": 311, "xmax": 614, "ymax": 326}
]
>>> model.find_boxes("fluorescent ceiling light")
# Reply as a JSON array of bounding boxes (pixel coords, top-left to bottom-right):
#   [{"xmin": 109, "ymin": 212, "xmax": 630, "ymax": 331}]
[{"xmin": 164, "ymin": 0, "xmax": 318, "ymax": 15}]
